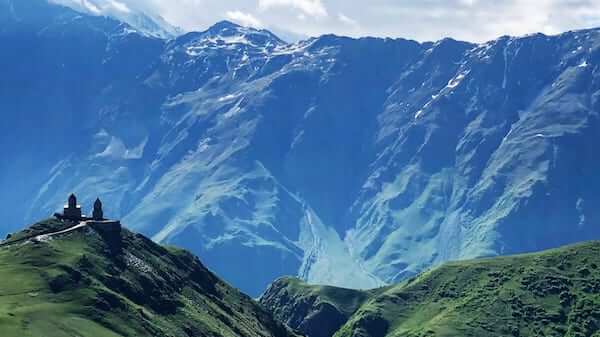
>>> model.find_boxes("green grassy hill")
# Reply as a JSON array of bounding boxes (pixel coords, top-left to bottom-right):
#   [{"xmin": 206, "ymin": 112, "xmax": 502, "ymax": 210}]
[
  {"xmin": 260, "ymin": 277, "xmax": 381, "ymax": 337},
  {"xmin": 261, "ymin": 242, "xmax": 600, "ymax": 337},
  {"xmin": 0, "ymin": 219, "xmax": 297, "ymax": 337}
]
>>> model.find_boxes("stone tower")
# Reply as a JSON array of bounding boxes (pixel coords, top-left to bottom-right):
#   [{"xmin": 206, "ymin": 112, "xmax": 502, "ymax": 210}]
[
  {"xmin": 92, "ymin": 198, "xmax": 104, "ymax": 221},
  {"xmin": 63, "ymin": 194, "xmax": 82, "ymax": 220}
]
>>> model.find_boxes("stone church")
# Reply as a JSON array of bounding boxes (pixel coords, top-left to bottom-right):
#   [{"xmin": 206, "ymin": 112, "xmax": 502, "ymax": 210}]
[{"xmin": 57, "ymin": 194, "xmax": 105, "ymax": 222}]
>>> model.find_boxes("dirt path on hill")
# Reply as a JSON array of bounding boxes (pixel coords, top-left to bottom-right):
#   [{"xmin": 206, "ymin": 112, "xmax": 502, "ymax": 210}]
[
  {"xmin": 0, "ymin": 221, "xmax": 89, "ymax": 248},
  {"xmin": 33, "ymin": 221, "xmax": 88, "ymax": 242}
]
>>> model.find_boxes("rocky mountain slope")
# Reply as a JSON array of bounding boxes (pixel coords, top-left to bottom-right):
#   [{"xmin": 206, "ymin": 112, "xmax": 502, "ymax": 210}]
[
  {"xmin": 2, "ymin": 0, "xmax": 600, "ymax": 296},
  {"xmin": 261, "ymin": 241, "xmax": 600, "ymax": 337},
  {"xmin": 0, "ymin": 218, "xmax": 296, "ymax": 337},
  {"xmin": 48, "ymin": 0, "xmax": 182, "ymax": 38}
]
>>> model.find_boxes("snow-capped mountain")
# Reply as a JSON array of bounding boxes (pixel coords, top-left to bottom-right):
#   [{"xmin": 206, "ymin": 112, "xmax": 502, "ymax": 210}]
[
  {"xmin": 2, "ymin": 0, "xmax": 600, "ymax": 296},
  {"xmin": 49, "ymin": 0, "xmax": 182, "ymax": 38}
]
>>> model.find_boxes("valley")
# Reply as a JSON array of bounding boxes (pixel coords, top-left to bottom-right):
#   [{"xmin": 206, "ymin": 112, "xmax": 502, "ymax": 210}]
[{"xmin": 3, "ymin": 215, "xmax": 600, "ymax": 336}]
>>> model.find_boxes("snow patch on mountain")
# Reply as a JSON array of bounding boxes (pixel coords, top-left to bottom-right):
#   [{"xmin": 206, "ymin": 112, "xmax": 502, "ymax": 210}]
[
  {"xmin": 48, "ymin": 0, "xmax": 182, "ymax": 38},
  {"xmin": 298, "ymin": 206, "xmax": 385, "ymax": 289}
]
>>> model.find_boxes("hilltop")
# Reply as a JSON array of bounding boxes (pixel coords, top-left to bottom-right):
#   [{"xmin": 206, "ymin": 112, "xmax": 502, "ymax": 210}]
[
  {"xmin": 261, "ymin": 241, "xmax": 600, "ymax": 337},
  {"xmin": 0, "ymin": 218, "xmax": 296, "ymax": 337}
]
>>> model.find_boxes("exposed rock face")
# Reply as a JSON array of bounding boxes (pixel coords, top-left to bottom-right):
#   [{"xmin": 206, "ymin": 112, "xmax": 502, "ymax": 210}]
[
  {"xmin": 260, "ymin": 277, "xmax": 373, "ymax": 337},
  {"xmin": 2, "ymin": 0, "xmax": 600, "ymax": 296}
]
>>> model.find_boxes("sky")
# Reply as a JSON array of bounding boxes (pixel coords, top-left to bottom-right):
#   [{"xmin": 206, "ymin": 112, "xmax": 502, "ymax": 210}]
[{"xmin": 62, "ymin": 0, "xmax": 600, "ymax": 43}]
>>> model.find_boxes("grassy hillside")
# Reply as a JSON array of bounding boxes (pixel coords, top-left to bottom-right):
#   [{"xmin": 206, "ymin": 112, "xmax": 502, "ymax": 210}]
[
  {"xmin": 0, "ymin": 219, "xmax": 297, "ymax": 337},
  {"xmin": 262, "ymin": 242, "xmax": 600, "ymax": 337},
  {"xmin": 260, "ymin": 277, "xmax": 381, "ymax": 337}
]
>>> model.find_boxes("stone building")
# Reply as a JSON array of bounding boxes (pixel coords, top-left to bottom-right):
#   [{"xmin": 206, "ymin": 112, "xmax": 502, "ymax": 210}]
[
  {"xmin": 92, "ymin": 198, "xmax": 104, "ymax": 221},
  {"xmin": 63, "ymin": 194, "xmax": 82, "ymax": 220},
  {"xmin": 55, "ymin": 195, "xmax": 121, "ymax": 235}
]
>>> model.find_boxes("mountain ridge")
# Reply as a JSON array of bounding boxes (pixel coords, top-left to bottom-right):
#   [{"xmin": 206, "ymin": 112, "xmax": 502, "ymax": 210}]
[
  {"xmin": 47, "ymin": 0, "xmax": 182, "ymax": 38},
  {"xmin": 2, "ymin": 0, "xmax": 600, "ymax": 297},
  {"xmin": 261, "ymin": 240, "xmax": 600, "ymax": 337}
]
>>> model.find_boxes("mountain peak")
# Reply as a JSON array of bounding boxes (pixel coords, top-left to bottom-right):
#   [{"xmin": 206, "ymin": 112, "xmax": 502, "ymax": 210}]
[
  {"xmin": 203, "ymin": 19, "xmax": 250, "ymax": 38},
  {"xmin": 208, "ymin": 20, "xmax": 242, "ymax": 32},
  {"xmin": 202, "ymin": 19, "xmax": 285, "ymax": 45},
  {"xmin": 170, "ymin": 19, "xmax": 286, "ymax": 53},
  {"xmin": 48, "ymin": 0, "xmax": 182, "ymax": 38}
]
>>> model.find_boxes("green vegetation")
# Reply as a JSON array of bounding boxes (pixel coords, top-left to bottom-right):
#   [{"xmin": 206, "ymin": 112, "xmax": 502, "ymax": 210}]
[
  {"xmin": 262, "ymin": 242, "xmax": 600, "ymax": 337},
  {"xmin": 0, "ymin": 219, "xmax": 296, "ymax": 337},
  {"xmin": 7, "ymin": 218, "xmax": 600, "ymax": 337},
  {"xmin": 261, "ymin": 276, "xmax": 380, "ymax": 337},
  {"xmin": 267, "ymin": 277, "xmax": 378, "ymax": 317}
]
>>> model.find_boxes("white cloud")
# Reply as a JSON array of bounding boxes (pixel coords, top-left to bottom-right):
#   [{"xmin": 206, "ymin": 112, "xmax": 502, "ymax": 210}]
[
  {"xmin": 226, "ymin": 10, "xmax": 264, "ymax": 28},
  {"xmin": 50, "ymin": 0, "xmax": 131, "ymax": 14},
  {"xmin": 459, "ymin": 0, "xmax": 478, "ymax": 6},
  {"xmin": 51, "ymin": 0, "xmax": 600, "ymax": 43},
  {"xmin": 354, "ymin": 0, "xmax": 600, "ymax": 42},
  {"xmin": 258, "ymin": 0, "xmax": 328, "ymax": 18},
  {"xmin": 81, "ymin": 0, "xmax": 102, "ymax": 14},
  {"xmin": 107, "ymin": 0, "xmax": 131, "ymax": 13},
  {"xmin": 337, "ymin": 13, "xmax": 357, "ymax": 27}
]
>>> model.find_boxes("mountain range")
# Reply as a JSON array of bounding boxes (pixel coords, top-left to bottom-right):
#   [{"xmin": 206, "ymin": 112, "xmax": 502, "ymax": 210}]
[{"xmin": 1, "ymin": 0, "xmax": 599, "ymax": 297}]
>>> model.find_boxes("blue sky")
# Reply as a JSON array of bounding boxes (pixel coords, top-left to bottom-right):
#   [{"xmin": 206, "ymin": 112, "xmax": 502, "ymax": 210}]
[{"xmin": 58, "ymin": 0, "xmax": 600, "ymax": 42}]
